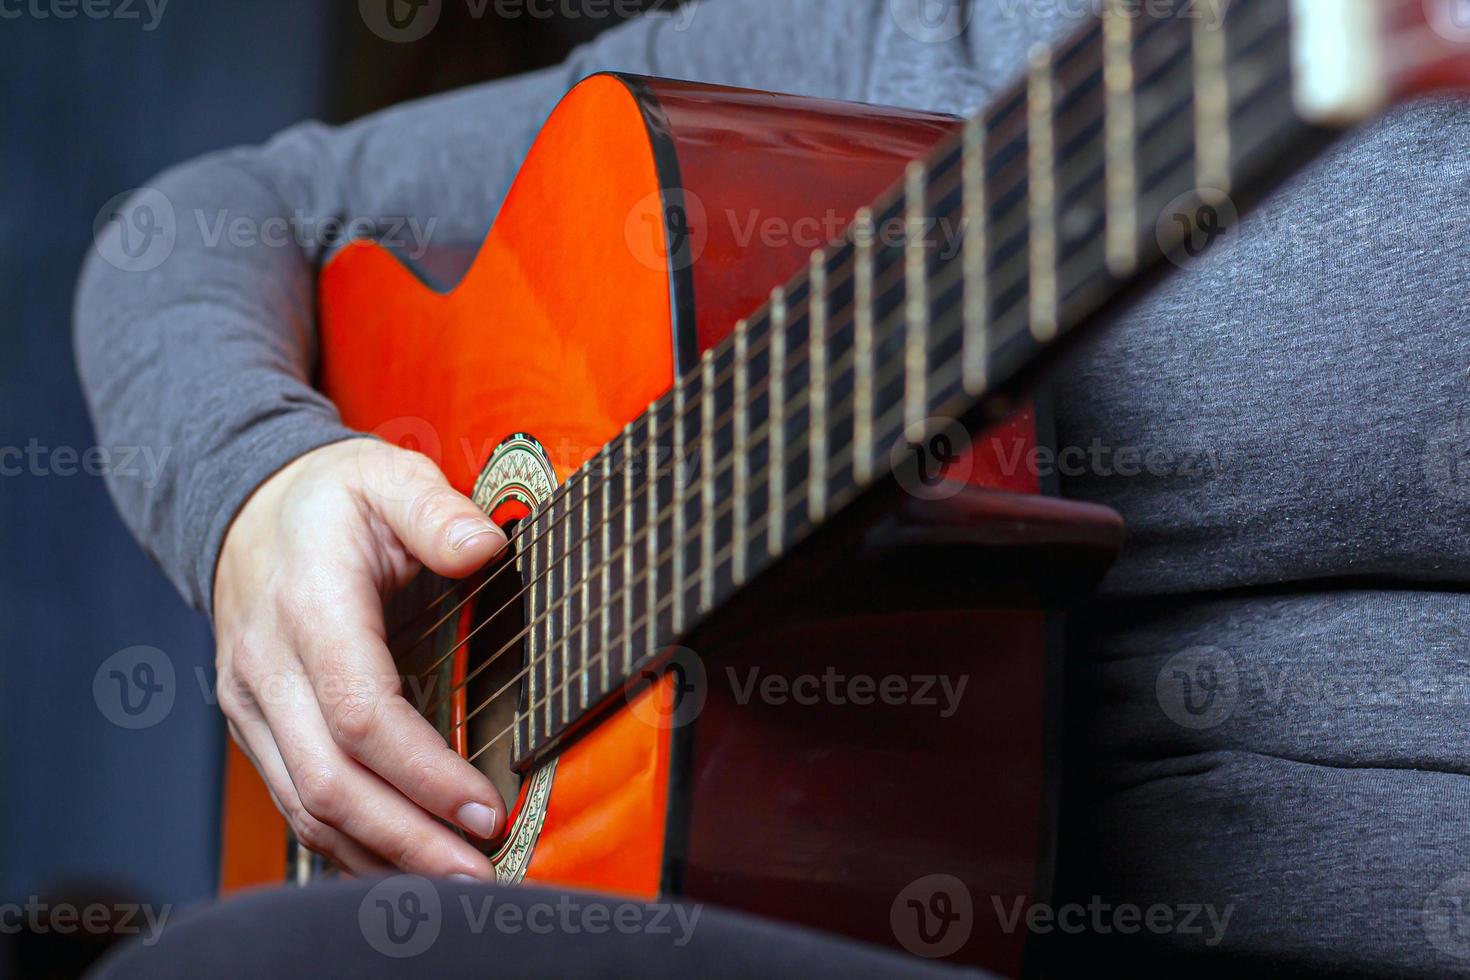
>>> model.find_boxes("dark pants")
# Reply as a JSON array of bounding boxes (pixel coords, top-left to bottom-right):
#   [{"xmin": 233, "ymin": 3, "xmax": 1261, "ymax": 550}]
[{"xmin": 89, "ymin": 879, "xmax": 988, "ymax": 979}]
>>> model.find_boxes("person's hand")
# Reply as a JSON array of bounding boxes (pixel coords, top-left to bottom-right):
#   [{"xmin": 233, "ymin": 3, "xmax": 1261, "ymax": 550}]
[{"xmin": 213, "ymin": 438, "xmax": 508, "ymax": 878}]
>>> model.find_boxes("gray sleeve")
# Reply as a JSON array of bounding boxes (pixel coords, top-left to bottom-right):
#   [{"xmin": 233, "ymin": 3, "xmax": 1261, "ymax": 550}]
[{"xmin": 73, "ymin": 0, "xmax": 887, "ymax": 615}]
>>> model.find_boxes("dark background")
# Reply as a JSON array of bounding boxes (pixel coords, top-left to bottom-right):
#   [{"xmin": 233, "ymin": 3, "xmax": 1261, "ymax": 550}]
[{"xmin": 0, "ymin": 2, "xmax": 674, "ymax": 973}]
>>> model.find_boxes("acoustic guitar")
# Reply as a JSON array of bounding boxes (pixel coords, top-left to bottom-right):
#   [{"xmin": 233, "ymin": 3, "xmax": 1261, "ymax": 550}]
[{"xmin": 218, "ymin": 0, "xmax": 1470, "ymax": 971}]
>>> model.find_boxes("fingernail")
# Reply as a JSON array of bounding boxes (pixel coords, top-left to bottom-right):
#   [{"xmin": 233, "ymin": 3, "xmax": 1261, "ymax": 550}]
[
  {"xmin": 447, "ymin": 519, "xmax": 502, "ymax": 553},
  {"xmin": 457, "ymin": 801, "xmax": 497, "ymax": 838},
  {"xmin": 448, "ymin": 873, "xmax": 480, "ymax": 885}
]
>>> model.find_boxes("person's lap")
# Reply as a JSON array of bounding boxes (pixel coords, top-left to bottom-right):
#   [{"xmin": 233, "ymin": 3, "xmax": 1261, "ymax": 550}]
[{"xmin": 90, "ymin": 878, "xmax": 987, "ymax": 979}]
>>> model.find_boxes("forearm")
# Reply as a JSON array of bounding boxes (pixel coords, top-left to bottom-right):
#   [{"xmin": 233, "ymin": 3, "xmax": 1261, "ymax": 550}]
[{"xmin": 73, "ymin": 0, "xmax": 886, "ymax": 615}]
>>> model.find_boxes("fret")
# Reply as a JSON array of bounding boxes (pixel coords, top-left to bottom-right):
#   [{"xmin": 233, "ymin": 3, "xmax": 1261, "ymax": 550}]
[
  {"xmin": 559, "ymin": 482, "xmax": 573, "ymax": 731},
  {"xmin": 671, "ymin": 376, "xmax": 687, "ymax": 634},
  {"xmin": 539, "ymin": 505, "xmax": 555, "ymax": 738},
  {"xmin": 904, "ymin": 162, "xmax": 929, "ymax": 429},
  {"xmin": 700, "ymin": 350, "xmax": 717, "ymax": 610},
  {"xmin": 1193, "ymin": 1, "xmax": 1231, "ymax": 190},
  {"xmin": 531, "ymin": 503, "xmax": 545, "ymax": 738},
  {"xmin": 1027, "ymin": 44, "xmax": 1060, "ymax": 343},
  {"xmin": 645, "ymin": 401, "xmax": 660, "ymax": 656},
  {"xmin": 808, "ymin": 250, "xmax": 829, "ymax": 521},
  {"xmin": 600, "ymin": 449, "xmax": 613, "ymax": 693},
  {"xmin": 962, "ymin": 115, "xmax": 988, "ymax": 396},
  {"xmin": 515, "ymin": 522, "xmax": 536, "ymax": 755},
  {"xmin": 732, "ymin": 318, "xmax": 750, "ymax": 585},
  {"xmin": 577, "ymin": 467, "xmax": 591, "ymax": 712},
  {"xmin": 509, "ymin": 0, "xmax": 1325, "ymax": 770},
  {"xmin": 1103, "ymin": 0, "xmax": 1139, "ymax": 276},
  {"xmin": 853, "ymin": 208, "xmax": 875, "ymax": 484},
  {"xmin": 767, "ymin": 287, "xmax": 787, "ymax": 557},
  {"xmin": 620, "ymin": 421, "xmax": 635, "ymax": 674}
]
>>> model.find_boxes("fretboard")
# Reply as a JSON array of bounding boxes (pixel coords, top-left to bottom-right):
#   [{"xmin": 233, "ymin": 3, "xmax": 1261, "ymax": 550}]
[{"xmin": 510, "ymin": 0, "xmax": 1324, "ymax": 766}]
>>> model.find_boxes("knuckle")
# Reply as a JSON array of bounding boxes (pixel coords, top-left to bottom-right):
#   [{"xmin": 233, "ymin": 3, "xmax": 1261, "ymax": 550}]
[
  {"xmin": 407, "ymin": 484, "xmax": 459, "ymax": 533},
  {"xmin": 393, "ymin": 836, "xmax": 442, "ymax": 874},
  {"xmin": 295, "ymin": 764, "xmax": 344, "ymax": 822},
  {"xmin": 327, "ymin": 689, "xmax": 381, "ymax": 749},
  {"xmin": 227, "ymin": 636, "xmax": 263, "ymax": 680},
  {"xmin": 288, "ymin": 811, "xmax": 332, "ymax": 855},
  {"xmin": 401, "ymin": 747, "xmax": 453, "ymax": 802}
]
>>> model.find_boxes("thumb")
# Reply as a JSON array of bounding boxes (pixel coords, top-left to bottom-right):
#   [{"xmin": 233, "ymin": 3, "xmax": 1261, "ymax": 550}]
[{"xmin": 364, "ymin": 446, "xmax": 508, "ymax": 578}]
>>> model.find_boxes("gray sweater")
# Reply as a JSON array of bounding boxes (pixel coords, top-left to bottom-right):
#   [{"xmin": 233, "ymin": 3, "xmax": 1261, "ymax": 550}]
[{"xmin": 73, "ymin": 1, "xmax": 1470, "ymax": 974}]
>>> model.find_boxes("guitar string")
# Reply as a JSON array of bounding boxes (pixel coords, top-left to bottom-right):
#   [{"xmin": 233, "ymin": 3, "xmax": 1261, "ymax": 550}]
[
  {"xmin": 426, "ymin": 87, "xmax": 1226, "ymax": 732},
  {"xmin": 417, "ymin": 25, "xmax": 1291, "ymax": 734},
  {"xmin": 395, "ymin": 4, "xmax": 1285, "ymax": 744},
  {"xmin": 384, "ymin": 0, "xmax": 1273, "ymax": 665},
  {"xmin": 444, "ymin": 40, "xmax": 1298, "ymax": 755},
  {"xmin": 411, "ymin": 24, "xmax": 1285, "ymax": 721},
  {"xmin": 385, "ymin": 11, "xmax": 1216, "ymax": 666}
]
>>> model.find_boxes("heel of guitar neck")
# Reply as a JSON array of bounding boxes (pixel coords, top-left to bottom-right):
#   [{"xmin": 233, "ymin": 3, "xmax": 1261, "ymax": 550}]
[
  {"xmin": 1291, "ymin": 0, "xmax": 1389, "ymax": 124},
  {"xmin": 1294, "ymin": 0, "xmax": 1470, "ymax": 124}
]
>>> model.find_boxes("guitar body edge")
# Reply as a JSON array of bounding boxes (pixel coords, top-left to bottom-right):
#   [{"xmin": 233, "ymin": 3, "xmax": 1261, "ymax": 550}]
[{"xmin": 219, "ymin": 73, "xmax": 1078, "ymax": 975}]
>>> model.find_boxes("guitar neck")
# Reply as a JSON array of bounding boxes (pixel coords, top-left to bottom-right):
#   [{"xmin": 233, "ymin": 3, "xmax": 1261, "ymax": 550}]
[{"xmin": 508, "ymin": 0, "xmax": 1468, "ymax": 767}]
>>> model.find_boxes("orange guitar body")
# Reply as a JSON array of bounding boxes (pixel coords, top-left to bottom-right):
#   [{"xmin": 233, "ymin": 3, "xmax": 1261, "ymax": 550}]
[{"xmin": 220, "ymin": 73, "xmax": 1123, "ymax": 973}]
